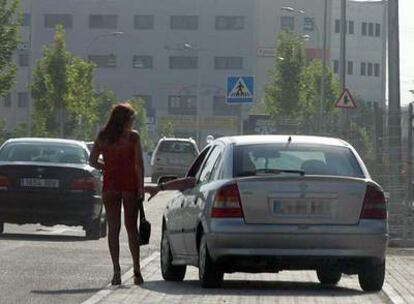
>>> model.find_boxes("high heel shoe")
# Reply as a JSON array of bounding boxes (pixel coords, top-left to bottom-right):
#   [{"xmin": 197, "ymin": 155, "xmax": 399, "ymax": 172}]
[
  {"xmin": 134, "ymin": 271, "xmax": 144, "ymax": 285},
  {"xmin": 111, "ymin": 271, "xmax": 121, "ymax": 286}
]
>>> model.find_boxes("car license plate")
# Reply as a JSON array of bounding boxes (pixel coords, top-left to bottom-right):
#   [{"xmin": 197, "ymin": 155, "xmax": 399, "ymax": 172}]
[
  {"xmin": 21, "ymin": 178, "xmax": 59, "ymax": 188},
  {"xmin": 273, "ymin": 199, "xmax": 332, "ymax": 216}
]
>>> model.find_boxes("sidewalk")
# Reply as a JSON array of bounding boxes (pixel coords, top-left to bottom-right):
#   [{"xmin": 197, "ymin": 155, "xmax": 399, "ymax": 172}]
[{"xmin": 81, "ymin": 252, "xmax": 400, "ymax": 304}]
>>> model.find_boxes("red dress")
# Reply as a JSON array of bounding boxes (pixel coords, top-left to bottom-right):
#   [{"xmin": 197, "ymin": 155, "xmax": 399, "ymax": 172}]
[{"xmin": 101, "ymin": 135, "xmax": 139, "ymax": 193}]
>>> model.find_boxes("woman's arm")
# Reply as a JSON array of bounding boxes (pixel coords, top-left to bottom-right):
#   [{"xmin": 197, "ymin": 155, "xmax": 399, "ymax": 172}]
[
  {"xmin": 144, "ymin": 177, "xmax": 196, "ymax": 201},
  {"xmin": 89, "ymin": 139, "xmax": 104, "ymax": 171},
  {"xmin": 133, "ymin": 131, "xmax": 145, "ymax": 198}
]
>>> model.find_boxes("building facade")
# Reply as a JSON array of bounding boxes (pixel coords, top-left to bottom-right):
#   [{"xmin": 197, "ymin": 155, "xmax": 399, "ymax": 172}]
[{"xmin": 1, "ymin": 0, "xmax": 386, "ymax": 142}]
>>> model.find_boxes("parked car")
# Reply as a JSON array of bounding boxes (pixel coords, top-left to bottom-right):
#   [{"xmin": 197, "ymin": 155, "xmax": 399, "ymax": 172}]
[
  {"xmin": 0, "ymin": 138, "xmax": 106, "ymax": 239},
  {"xmin": 151, "ymin": 137, "xmax": 199, "ymax": 183},
  {"xmin": 160, "ymin": 135, "xmax": 388, "ymax": 291}
]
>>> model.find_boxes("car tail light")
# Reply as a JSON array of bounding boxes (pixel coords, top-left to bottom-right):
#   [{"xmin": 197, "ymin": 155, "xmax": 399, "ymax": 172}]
[
  {"xmin": 70, "ymin": 177, "xmax": 97, "ymax": 192},
  {"xmin": 0, "ymin": 176, "xmax": 10, "ymax": 189},
  {"xmin": 360, "ymin": 184, "xmax": 387, "ymax": 219},
  {"xmin": 211, "ymin": 183, "xmax": 244, "ymax": 218}
]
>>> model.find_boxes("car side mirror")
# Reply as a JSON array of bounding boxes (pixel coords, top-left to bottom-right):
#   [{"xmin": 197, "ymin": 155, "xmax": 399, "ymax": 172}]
[{"xmin": 158, "ymin": 175, "xmax": 178, "ymax": 185}]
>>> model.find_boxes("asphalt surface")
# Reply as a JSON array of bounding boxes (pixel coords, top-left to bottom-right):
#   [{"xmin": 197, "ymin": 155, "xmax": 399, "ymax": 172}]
[{"xmin": 0, "ymin": 184, "xmax": 169, "ymax": 304}]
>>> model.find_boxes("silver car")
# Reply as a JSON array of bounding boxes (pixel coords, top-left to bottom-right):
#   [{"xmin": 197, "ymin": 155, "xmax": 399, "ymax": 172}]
[{"xmin": 160, "ymin": 135, "xmax": 388, "ymax": 291}]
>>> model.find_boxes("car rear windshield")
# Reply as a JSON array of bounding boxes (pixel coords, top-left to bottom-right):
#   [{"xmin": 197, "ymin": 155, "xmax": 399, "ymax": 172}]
[
  {"xmin": 0, "ymin": 142, "xmax": 89, "ymax": 164},
  {"xmin": 233, "ymin": 144, "xmax": 364, "ymax": 178},
  {"xmin": 158, "ymin": 141, "xmax": 197, "ymax": 154}
]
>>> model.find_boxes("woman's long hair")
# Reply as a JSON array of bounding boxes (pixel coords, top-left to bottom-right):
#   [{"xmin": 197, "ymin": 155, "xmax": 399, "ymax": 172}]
[{"xmin": 100, "ymin": 103, "xmax": 136, "ymax": 144}]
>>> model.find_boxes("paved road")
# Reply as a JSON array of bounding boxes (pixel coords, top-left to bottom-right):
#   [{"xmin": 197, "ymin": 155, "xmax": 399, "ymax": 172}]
[
  {"xmin": 0, "ymin": 186, "xmax": 170, "ymax": 304},
  {"xmin": 0, "ymin": 187, "xmax": 393, "ymax": 304}
]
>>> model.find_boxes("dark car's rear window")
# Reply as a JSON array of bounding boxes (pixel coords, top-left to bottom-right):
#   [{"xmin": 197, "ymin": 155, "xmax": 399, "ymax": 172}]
[
  {"xmin": 0, "ymin": 142, "xmax": 88, "ymax": 164},
  {"xmin": 158, "ymin": 141, "xmax": 197, "ymax": 154},
  {"xmin": 233, "ymin": 144, "xmax": 364, "ymax": 178}
]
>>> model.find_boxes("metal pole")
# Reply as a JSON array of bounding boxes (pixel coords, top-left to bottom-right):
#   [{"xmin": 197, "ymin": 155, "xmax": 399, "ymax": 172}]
[
  {"xmin": 319, "ymin": 0, "xmax": 328, "ymax": 133},
  {"xmin": 196, "ymin": 56, "xmax": 201, "ymax": 146},
  {"xmin": 405, "ymin": 103, "xmax": 413, "ymax": 241},
  {"xmin": 339, "ymin": 0, "xmax": 346, "ymax": 92}
]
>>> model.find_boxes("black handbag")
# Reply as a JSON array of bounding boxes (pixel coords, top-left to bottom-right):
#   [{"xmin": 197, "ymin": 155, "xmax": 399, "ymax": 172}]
[{"xmin": 138, "ymin": 198, "xmax": 151, "ymax": 246}]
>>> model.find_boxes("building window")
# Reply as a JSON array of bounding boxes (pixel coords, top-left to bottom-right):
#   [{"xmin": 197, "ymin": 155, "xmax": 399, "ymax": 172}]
[
  {"xmin": 333, "ymin": 60, "xmax": 339, "ymax": 74},
  {"xmin": 168, "ymin": 95, "xmax": 196, "ymax": 115},
  {"xmin": 3, "ymin": 93, "xmax": 11, "ymax": 108},
  {"xmin": 170, "ymin": 15, "xmax": 198, "ymax": 30},
  {"xmin": 214, "ymin": 56, "xmax": 243, "ymax": 70},
  {"xmin": 213, "ymin": 96, "xmax": 240, "ymax": 116},
  {"xmin": 335, "ymin": 19, "xmax": 340, "ymax": 33},
  {"xmin": 18, "ymin": 54, "xmax": 29, "ymax": 67},
  {"xmin": 367, "ymin": 62, "xmax": 373, "ymax": 76},
  {"xmin": 303, "ymin": 17, "xmax": 314, "ymax": 31},
  {"xmin": 89, "ymin": 14, "xmax": 118, "ymax": 29},
  {"xmin": 362, "ymin": 22, "xmax": 367, "ymax": 36},
  {"xmin": 44, "ymin": 14, "xmax": 73, "ymax": 29},
  {"xmin": 374, "ymin": 63, "xmax": 380, "ymax": 77},
  {"xmin": 88, "ymin": 55, "xmax": 117, "ymax": 68},
  {"xmin": 215, "ymin": 16, "xmax": 244, "ymax": 30},
  {"xmin": 134, "ymin": 15, "xmax": 154, "ymax": 30},
  {"xmin": 347, "ymin": 61, "xmax": 353, "ymax": 75},
  {"xmin": 348, "ymin": 21, "xmax": 354, "ymax": 35},
  {"xmin": 368, "ymin": 22, "xmax": 374, "ymax": 36},
  {"xmin": 360, "ymin": 62, "xmax": 366, "ymax": 76},
  {"xmin": 169, "ymin": 56, "xmax": 198, "ymax": 69},
  {"xmin": 22, "ymin": 13, "xmax": 31, "ymax": 26},
  {"xmin": 18, "ymin": 92, "xmax": 29, "ymax": 108},
  {"xmin": 280, "ymin": 16, "xmax": 294, "ymax": 31},
  {"xmin": 375, "ymin": 23, "xmax": 381, "ymax": 37},
  {"xmin": 132, "ymin": 55, "xmax": 153, "ymax": 69}
]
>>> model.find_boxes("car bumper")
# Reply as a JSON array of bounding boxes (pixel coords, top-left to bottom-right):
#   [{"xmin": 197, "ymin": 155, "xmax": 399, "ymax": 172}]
[
  {"xmin": 206, "ymin": 219, "xmax": 388, "ymax": 262},
  {"xmin": 0, "ymin": 191, "xmax": 102, "ymax": 226}
]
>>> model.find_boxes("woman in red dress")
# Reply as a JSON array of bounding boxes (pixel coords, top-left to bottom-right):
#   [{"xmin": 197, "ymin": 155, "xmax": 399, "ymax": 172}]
[{"xmin": 89, "ymin": 103, "xmax": 144, "ymax": 285}]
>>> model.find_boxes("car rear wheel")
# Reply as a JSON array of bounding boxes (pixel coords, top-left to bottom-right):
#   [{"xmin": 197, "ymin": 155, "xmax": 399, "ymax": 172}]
[
  {"xmin": 316, "ymin": 269, "xmax": 342, "ymax": 285},
  {"xmin": 85, "ymin": 218, "xmax": 101, "ymax": 240},
  {"xmin": 0, "ymin": 222, "xmax": 4, "ymax": 234},
  {"xmin": 198, "ymin": 235, "xmax": 223, "ymax": 288},
  {"xmin": 160, "ymin": 227, "xmax": 186, "ymax": 281},
  {"xmin": 358, "ymin": 260, "xmax": 385, "ymax": 292}
]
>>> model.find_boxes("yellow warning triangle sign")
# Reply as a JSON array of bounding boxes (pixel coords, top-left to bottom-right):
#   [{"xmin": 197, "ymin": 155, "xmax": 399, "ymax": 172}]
[{"xmin": 335, "ymin": 88, "xmax": 357, "ymax": 109}]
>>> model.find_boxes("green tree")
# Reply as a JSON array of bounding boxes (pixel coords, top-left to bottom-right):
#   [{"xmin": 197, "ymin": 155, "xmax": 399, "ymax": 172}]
[
  {"xmin": 264, "ymin": 31, "xmax": 306, "ymax": 119},
  {"xmin": 160, "ymin": 120, "xmax": 175, "ymax": 138},
  {"xmin": 298, "ymin": 60, "xmax": 339, "ymax": 132},
  {"xmin": 0, "ymin": 118, "xmax": 7, "ymax": 144},
  {"xmin": 31, "ymin": 25, "xmax": 96, "ymax": 138},
  {"xmin": 128, "ymin": 97, "xmax": 154, "ymax": 152},
  {"xmin": 11, "ymin": 122, "xmax": 28, "ymax": 138},
  {"xmin": 66, "ymin": 58, "xmax": 97, "ymax": 140},
  {"xmin": 95, "ymin": 88, "xmax": 117, "ymax": 127},
  {"xmin": 0, "ymin": 0, "xmax": 20, "ymax": 97}
]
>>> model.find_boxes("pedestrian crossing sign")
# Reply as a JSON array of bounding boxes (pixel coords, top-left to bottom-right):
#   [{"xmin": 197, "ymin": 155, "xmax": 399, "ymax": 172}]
[
  {"xmin": 226, "ymin": 76, "xmax": 254, "ymax": 104},
  {"xmin": 335, "ymin": 88, "xmax": 357, "ymax": 109}
]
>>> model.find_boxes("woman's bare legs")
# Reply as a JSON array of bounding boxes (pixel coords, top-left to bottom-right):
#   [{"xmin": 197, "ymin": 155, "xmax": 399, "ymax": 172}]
[
  {"xmin": 103, "ymin": 191, "xmax": 122, "ymax": 278},
  {"xmin": 122, "ymin": 192, "xmax": 141, "ymax": 280}
]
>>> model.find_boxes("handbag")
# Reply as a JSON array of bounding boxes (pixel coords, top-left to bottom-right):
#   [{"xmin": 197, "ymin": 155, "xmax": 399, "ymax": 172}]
[{"xmin": 138, "ymin": 198, "xmax": 151, "ymax": 246}]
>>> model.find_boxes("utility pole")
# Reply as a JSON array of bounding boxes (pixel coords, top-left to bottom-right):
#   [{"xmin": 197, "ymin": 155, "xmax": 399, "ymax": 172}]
[
  {"xmin": 319, "ymin": 0, "xmax": 328, "ymax": 133},
  {"xmin": 406, "ymin": 103, "xmax": 413, "ymax": 241},
  {"xmin": 339, "ymin": 0, "xmax": 347, "ymax": 136},
  {"xmin": 388, "ymin": 0, "xmax": 403, "ymax": 238}
]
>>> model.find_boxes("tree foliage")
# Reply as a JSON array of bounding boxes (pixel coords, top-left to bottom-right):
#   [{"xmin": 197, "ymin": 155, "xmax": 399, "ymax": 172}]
[
  {"xmin": 264, "ymin": 31, "xmax": 306, "ymax": 118},
  {"xmin": 128, "ymin": 97, "xmax": 154, "ymax": 152},
  {"xmin": 0, "ymin": 0, "xmax": 20, "ymax": 97},
  {"xmin": 160, "ymin": 120, "xmax": 175, "ymax": 138},
  {"xmin": 31, "ymin": 25, "xmax": 96, "ymax": 139},
  {"xmin": 95, "ymin": 88, "xmax": 117, "ymax": 127}
]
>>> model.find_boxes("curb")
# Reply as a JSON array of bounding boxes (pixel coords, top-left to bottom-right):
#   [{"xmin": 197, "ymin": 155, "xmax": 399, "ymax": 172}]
[{"xmin": 81, "ymin": 252, "xmax": 159, "ymax": 304}]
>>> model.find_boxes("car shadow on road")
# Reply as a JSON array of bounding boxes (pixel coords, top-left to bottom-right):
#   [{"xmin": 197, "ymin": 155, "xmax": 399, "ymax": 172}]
[
  {"xmin": 31, "ymin": 288, "xmax": 101, "ymax": 295},
  {"xmin": 141, "ymin": 279, "xmax": 364, "ymax": 297},
  {"xmin": 0, "ymin": 233, "xmax": 87, "ymax": 242}
]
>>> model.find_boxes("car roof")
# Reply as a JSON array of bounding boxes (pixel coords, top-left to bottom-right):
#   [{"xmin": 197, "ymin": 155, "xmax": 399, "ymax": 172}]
[
  {"xmin": 159, "ymin": 137, "xmax": 196, "ymax": 143},
  {"xmin": 4, "ymin": 137, "xmax": 87, "ymax": 147},
  {"xmin": 214, "ymin": 135, "xmax": 351, "ymax": 148}
]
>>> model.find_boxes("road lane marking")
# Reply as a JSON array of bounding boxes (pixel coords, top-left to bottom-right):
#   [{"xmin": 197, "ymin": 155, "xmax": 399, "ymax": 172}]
[{"xmin": 81, "ymin": 251, "xmax": 159, "ymax": 304}]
